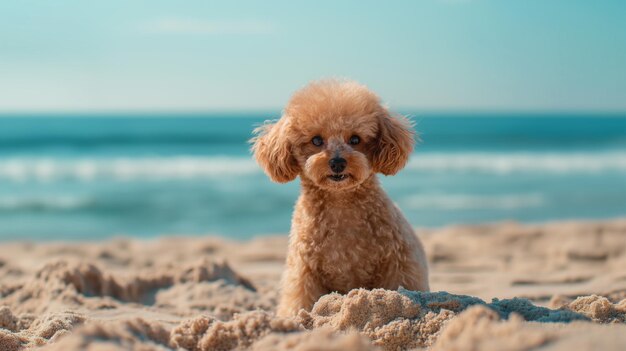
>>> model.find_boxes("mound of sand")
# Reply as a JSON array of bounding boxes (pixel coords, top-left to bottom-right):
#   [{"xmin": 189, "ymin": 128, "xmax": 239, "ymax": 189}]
[
  {"xmin": 34, "ymin": 289, "xmax": 626, "ymax": 351},
  {"xmin": 0, "ymin": 219, "xmax": 624, "ymax": 350}
]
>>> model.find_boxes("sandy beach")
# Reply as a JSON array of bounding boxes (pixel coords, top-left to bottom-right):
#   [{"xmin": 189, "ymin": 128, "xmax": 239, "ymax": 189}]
[{"xmin": 0, "ymin": 218, "xmax": 625, "ymax": 350}]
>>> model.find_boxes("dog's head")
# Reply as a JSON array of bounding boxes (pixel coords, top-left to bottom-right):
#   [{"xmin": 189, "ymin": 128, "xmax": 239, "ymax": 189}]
[{"xmin": 252, "ymin": 79, "xmax": 415, "ymax": 191}]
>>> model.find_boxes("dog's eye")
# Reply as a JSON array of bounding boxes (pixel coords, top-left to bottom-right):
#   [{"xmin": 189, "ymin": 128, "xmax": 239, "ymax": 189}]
[
  {"xmin": 311, "ymin": 136, "xmax": 324, "ymax": 146},
  {"xmin": 349, "ymin": 135, "xmax": 360, "ymax": 145}
]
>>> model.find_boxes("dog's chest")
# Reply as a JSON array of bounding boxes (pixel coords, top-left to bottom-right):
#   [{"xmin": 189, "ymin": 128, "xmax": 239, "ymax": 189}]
[
  {"xmin": 318, "ymin": 235, "xmax": 387, "ymax": 292},
  {"xmin": 303, "ymin": 208, "xmax": 393, "ymax": 293}
]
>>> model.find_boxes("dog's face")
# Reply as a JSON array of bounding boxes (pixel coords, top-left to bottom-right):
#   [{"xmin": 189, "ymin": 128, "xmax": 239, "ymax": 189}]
[
  {"xmin": 290, "ymin": 110, "xmax": 377, "ymax": 191},
  {"xmin": 252, "ymin": 80, "xmax": 414, "ymax": 191}
]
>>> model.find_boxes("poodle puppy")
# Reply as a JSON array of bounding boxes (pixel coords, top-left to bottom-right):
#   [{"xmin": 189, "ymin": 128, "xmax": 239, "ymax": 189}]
[{"xmin": 252, "ymin": 79, "xmax": 429, "ymax": 317}]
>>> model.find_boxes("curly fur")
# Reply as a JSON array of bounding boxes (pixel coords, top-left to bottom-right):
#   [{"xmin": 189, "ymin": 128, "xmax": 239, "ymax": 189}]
[{"xmin": 252, "ymin": 79, "xmax": 429, "ymax": 316}]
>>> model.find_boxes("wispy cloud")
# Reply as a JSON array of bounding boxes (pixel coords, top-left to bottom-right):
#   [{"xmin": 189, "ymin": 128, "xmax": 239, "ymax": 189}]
[
  {"xmin": 437, "ymin": 0, "xmax": 474, "ymax": 4},
  {"xmin": 139, "ymin": 18, "xmax": 275, "ymax": 35}
]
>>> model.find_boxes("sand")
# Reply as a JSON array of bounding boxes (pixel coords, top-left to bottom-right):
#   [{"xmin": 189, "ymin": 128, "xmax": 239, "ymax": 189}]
[{"xmin": 0, "ymin": 219, "xmax": 624, "ymax": 350}]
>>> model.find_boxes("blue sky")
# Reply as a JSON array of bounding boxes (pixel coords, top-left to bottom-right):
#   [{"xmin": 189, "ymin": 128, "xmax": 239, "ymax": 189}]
[{"xmin": 0, "ymin": 0, "xmax": 624, "ymax": 112}]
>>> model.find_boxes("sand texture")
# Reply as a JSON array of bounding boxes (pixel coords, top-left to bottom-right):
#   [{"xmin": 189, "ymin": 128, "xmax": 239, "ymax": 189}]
[{"xmin": 0, "ymin": 219, "xmax": 625, "ymax": 350}]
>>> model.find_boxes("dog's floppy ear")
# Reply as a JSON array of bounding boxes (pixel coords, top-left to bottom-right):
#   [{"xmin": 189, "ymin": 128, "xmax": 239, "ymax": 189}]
[
  {"xmin": 372, "ymin": 110, "xmax": 415, "ymax": 175},
  {"xmin": 251, "ymin": 117, "xmax": 299, "ymax": 183}
]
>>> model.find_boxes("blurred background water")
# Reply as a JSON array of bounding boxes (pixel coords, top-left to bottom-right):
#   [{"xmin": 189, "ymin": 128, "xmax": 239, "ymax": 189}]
[
  {"xmin": 1, "ymin": 113, "xmax": 624, "ymax": 240},
  {"xmin": 1, "ymin": 1, "xmax": 625, "ymax": 241}
]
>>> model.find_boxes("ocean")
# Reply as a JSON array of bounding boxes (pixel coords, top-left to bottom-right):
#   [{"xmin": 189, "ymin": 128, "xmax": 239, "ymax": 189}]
[{"xmin": 1, "ymin": 113, "xmax": 625, "ymax": 241}]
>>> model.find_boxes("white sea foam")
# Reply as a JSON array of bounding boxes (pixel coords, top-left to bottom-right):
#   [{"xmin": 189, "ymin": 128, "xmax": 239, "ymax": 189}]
[
  {"xmin": 407, "ymin": 152, "xmax": 626, "ymax": 174},
  {"xmin": 0, "ymin": 156, "xmax": 259, "ymax": 182},
  {"xmin": 403, "ymin": 193, "xmax": 546, "ymax": 210},
  {"xmin": 0, "ymin": 195, "xmax": 92, "ymax": 210},
  {"xmin": 0, "ymin": 152, "xmax": 624, "ymax": 182}
]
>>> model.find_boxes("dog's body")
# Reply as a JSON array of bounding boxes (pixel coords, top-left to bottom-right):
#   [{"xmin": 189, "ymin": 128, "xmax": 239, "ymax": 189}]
[{"xmin": 252, "ymin": 79, "xmax": 429, "ymax": 316}]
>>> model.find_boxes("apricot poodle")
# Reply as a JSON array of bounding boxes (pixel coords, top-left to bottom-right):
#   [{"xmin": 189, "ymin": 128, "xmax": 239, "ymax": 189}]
[{"xmin": 252, "ymin": 79, "xmax": 429, "ymax": 316}]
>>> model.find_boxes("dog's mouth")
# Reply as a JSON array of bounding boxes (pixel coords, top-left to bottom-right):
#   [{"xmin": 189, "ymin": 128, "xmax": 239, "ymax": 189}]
[{"xmin": 327, "ymin": 174, "xmax": 350, "ymax": 182}]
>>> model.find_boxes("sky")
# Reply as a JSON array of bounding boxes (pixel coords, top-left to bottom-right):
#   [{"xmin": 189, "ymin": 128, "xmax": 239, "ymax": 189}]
[{"xmin": 0, "ymin": 0, "xmax": 625, "ymax": 113}]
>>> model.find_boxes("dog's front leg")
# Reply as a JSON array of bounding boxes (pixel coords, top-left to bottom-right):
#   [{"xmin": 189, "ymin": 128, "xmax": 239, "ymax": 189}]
[{"xmin": 276, "ymin": 258, "xmax": 326, "ymax": 317}]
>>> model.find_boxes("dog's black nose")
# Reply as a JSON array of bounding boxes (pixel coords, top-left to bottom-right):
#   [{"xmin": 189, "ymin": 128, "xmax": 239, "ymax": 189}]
[{"xmin": 329, "ymin": 157, "xmax": 347, "ymax": 173}]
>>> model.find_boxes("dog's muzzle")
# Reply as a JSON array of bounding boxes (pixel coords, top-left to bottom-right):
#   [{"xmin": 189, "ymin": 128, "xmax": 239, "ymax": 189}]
[{"xmin": 329, "ymin": 157, "xmax": 347, "ymax": 173}]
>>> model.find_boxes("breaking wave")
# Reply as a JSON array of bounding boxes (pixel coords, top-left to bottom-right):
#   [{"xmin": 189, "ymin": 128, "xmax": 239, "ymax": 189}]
[
  {"xmin": 402, "ymin": 193, "xmax": 546, "ymax": 210},
  {"xmin": 0, "ymin": 195, "xmax": 93, "ymax": 211},
  {"xmin": 1, "ymin": 152, "xmax": 625, "ymax": 182},
  {"xmin": 0, "ymin": 157, "xmax": 259, "ymax": 182},
  {"xmin": 406, "ymin": 152, "xmax": 626, "ymax": 174}
]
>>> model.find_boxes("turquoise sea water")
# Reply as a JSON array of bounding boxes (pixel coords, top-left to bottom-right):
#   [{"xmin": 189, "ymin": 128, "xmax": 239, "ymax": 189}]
[{"xmin": 0, "ymin": 113, "xmax": 625, "ymax": 241}]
